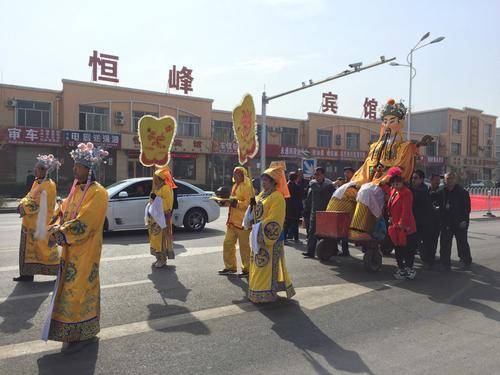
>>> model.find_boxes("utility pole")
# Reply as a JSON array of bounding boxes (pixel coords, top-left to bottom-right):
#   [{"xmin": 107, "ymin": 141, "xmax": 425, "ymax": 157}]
[{"xmin": 260, "ymin": 56, "xmax": 395, "ymax": 173}]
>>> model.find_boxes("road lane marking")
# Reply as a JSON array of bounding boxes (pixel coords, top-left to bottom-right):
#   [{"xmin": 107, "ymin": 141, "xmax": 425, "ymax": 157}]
[
  {"xmin": 0, "ymin": 246, "xmax": 222, "ymax": 272},
  {"xmin": 0, "ymin": 281, "xmax": 386, "ymax": 360},
  {"xmin": 0, "ymin": 280, "xmax": 153, "ymax": 303}
]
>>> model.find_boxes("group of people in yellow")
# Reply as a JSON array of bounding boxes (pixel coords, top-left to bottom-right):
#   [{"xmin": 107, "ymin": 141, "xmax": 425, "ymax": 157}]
[
  {"xmin": 14, "ymin": 141, "xmax": 295, "ymax": 353},
  {"xmin": 219, "ymin": 163, "xmax": 295, "ymax": 303}
]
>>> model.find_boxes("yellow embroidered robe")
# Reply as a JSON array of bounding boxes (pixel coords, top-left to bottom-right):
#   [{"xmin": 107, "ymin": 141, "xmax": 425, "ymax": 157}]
[
  {"xmin": 18, "ymin": 179, "xmax": 59, "ymax": 276},
  {"xmin": 248, "ymin": 189, "xmax": 295, "ymax": 303},
  {"xmin": 148, "ymin": 183, "xmax": 174, "ymax": 260},
  {"xmin": 44, "ymin": 182, "xmax": 108, "ymax": 342}
]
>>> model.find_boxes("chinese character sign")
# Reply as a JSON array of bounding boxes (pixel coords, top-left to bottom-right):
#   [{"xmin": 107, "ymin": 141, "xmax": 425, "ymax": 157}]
[
  {"xmin": 88, "ymin": 50, "xmax": 119, "ymax": 83},
  {"xmin": 232, "ymin": 93, "xmax": 259, "ymax": 165},
  {"xmin": 62, "ymin": 130, "xmax": 121, "ymax": 148},
  {"xmin": 363, "ymin": 97, "xmax": 378, "ymax": 120},
  {"xmin": 2, "ymin": 127, "xmax": 61, "ymax": 146},
  {"xmin": 138, "ymin": 115, "xmax": 177, "ymax": 167},
  {"xmin": 322, "ymin": 92, "xmax": 338, "ymax": 114},
  {"xmin": 168, "ymin": 65, "xmax": 194, "ymax": 94}
]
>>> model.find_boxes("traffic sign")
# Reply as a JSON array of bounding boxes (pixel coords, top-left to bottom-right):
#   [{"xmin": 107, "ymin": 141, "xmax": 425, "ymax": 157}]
[{"xmin": 302, "ymin": 159, "xmax": 316, "ymax": 178}]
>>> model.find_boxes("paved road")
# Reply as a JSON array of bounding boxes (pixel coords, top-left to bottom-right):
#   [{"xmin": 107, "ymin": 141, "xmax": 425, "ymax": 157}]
[{"xmin": 0, "ymin": 210, "xmax": 499, "ymax": 374}]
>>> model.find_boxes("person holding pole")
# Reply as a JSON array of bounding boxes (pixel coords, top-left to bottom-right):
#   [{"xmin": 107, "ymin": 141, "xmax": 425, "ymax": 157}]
[{"xmin": 219, "ymin": 166, "xmax": 253, "ymax": 277}]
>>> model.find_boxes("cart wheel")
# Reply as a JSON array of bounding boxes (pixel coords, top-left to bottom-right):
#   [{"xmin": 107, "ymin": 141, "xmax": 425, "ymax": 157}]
[
  {"xmin": 316, "ymin": 239, "xmax": 338, "ymax": 261},
  {"xmin": 363, "ymin": 247, "xmax": 382, "ymax": 272}
]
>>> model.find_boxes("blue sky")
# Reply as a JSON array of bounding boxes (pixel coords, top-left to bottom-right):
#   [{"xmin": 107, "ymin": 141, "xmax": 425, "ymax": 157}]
[{"xmin": 1, "ymin": 0, "xmax": 499, "ymax": 121}]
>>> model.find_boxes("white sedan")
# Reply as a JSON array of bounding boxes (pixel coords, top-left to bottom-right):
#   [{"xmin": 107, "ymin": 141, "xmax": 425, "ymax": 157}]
[{"xmin": 104, "ymin": 178, "xmax": 220, "ymax": 232}]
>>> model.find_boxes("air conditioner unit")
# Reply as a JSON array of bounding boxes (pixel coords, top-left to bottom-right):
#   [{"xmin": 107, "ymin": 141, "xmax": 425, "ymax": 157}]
[
  {"xmin": 115, "ymin": 118, "xmax": 125, "ymax": 125},
  {"xmin": 6, "ymin": 99, "xmax": 17, "ymax": 107},
  {"xmin": 115, "ymin": 111, "xmax": 125, "ymax": 125}
]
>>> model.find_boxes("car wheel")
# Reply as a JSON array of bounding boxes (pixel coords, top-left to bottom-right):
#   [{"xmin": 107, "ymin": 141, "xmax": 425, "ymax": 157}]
[
  {"xmin": 183, "ymin": 208, "xmax": 207, "ymax": 232},
  {"xmin": 103, "ymin": 217, "xmax": 109, "ymax": 232}
]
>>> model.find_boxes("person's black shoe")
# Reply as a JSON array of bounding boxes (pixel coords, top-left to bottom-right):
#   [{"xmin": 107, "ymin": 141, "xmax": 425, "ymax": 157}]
[
  {"xmin": 458, "ymin": 261, "xmax": 472, "ymax": 271},
  {"xmin": 438, "ymin": 263, "xmax": 451, "ymax": 272},
  {"xmin": 302, "ymin": 252, "xmax": 315, "ymax": 258},
  {"xmin": 423, "ymin": 262, "xmax": 434, "ymax": 271},
  {"xmin": 218, "ymin": 268, "xmax": 237, "ymax": 275},
  {"xmin": 238, "ymin": 270, "xmax": 249, "ymax": 278},
  {"xmin": 13, "ymin": 275, "xmax": 34, "ymax": 282},
  {"xmin": 61, "ymin": 337, "xmax": 99, "ymax": 354}
]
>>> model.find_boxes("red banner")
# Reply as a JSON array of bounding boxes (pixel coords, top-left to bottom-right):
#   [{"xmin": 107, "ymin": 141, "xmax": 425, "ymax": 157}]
[{"xmin": 470, "ymin": 195, "xmax": 500, "ymax": 211}]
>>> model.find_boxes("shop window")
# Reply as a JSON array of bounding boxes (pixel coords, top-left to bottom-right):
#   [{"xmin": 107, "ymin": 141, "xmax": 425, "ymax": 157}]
[
  {"xmin": 173, "ymin": 157, "xmax": 196, "ymax": 180},
  {"xmin": 213, "ymin": 120, "xmax": 234, "ymax": 142},
  {"xmin": 133, "ymin": 111, "xmax": 158, "ymax": 132},
  {"xmin": 451, "ymin": 142, "xmax": 461, "ymax": 156},
  {"xmin": 317, "ymin": 130, "xmax": 331, "ymax": 148},
  {"xmin": 16, "ymin": 100, "xmax": 51, "ymax": 128},
  {"xmin": 452, "ymin": 119, "xmax": 461, "ymax": 134},
  {"xmin": 177, "ymin": 114, "xmax": 201, "ymax": 137},
  {"xmin": 79, "ymin": 105, "xmax": 109, "ymax": 132},
  {"xmin": 346, "ymin": 133, "xmax": 360, "ymax": 150},
  {"xmin": 281, "ymin": 127, "xmax": 298, "ymax": 146}
]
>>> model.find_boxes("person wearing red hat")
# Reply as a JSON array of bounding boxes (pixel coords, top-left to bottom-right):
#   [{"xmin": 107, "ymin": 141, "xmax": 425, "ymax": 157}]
[{"xmin": 386, "ymin": 167, "xmax": 417, "ymax": 280}]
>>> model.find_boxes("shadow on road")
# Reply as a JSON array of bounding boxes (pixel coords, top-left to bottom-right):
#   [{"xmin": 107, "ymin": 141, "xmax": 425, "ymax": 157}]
[
  {"xmin": 37, "ymin": 340, "xmax": 99, "ymax": 375},
  {"xmin": 146, "ymin": 266, "xmax": 210, "ymax": 336},
  {"xmin": 0, "ymin": 281, "xmax": 54, "ymax": 334},
  {"xmin": 331, "ymin": 252, "xmax": 500, "ymax": 325},
  {"xmin": 250, "ymin": 299, "xmax": 374, "ymax": 375}
]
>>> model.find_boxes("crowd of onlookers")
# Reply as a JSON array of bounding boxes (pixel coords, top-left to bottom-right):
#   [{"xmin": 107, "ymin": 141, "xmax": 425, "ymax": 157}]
[{"xmin": 283, "ymin": 166, "xmax": 472, "ymax": 280}]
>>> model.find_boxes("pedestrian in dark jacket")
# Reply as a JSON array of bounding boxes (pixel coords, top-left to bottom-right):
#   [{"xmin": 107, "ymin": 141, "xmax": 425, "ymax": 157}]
[
  {"xmin": 410, "ymin": 170, "xmax": 431, "ymax": 261},
  {"xmin": 303, "ymin": 167, "xmax": 335, "ymax": 258},
  {"xmin": 425, "ymin": 174, "xmax": 443, "ymax": 268},
  {"xmin": 296, "ymin": 169, "xmax": 310, "ymax": 231},
  {"xmin": 284, "ymin": 172, "xmax": 303, "ymax": 243},
  {"xmin": 439, "ymin": 172, "xmax": 472, "ymax": 271}
]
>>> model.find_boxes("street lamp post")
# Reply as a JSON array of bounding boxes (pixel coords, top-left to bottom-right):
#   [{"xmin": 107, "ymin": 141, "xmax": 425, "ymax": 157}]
[
  {"xmin": 259, "ymin": 57, "xmax": 395, "ymax": 173},
  {"xmin": 391, "ymin": 33, "xmax": 445, "ymax": 141}
]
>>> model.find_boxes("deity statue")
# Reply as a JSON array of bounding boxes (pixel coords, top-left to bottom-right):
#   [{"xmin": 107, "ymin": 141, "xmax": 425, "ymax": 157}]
[{"xmin": 327, "ymin": 98, "xmax": 432, "ymax": 240}]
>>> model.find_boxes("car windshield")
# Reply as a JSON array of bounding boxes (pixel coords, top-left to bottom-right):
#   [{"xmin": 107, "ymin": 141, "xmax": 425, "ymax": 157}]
[{"xmin": 106, "ymin": 180, "xmax": 132, "ymax": 197}]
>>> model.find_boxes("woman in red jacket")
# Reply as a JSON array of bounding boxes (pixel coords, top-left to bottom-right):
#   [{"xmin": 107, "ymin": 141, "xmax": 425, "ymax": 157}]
[{"xmin": 386, "ymin": 167, "xmax": 417, "ymax": 280}]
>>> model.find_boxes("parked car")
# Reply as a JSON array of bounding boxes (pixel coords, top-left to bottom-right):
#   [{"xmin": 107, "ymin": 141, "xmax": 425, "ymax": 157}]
[{"xmin": 105, "ymin": 178, "xmax": 220, "ymax": 232}]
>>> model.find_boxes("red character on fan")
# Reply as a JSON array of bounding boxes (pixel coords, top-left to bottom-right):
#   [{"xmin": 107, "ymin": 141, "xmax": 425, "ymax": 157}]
[{"xmin": 386, "ymin": 167, "xmax": 417, "ymax": 281}]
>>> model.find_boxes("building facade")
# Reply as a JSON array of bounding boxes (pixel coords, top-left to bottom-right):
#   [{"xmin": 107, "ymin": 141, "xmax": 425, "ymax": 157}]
[
  {"xmin": 0, "ymin": 80, "xmax": 490, "ymax": 196},
  {"xmin": 412, "ymin": 108, "xmax": 497, "ymax": 184}
]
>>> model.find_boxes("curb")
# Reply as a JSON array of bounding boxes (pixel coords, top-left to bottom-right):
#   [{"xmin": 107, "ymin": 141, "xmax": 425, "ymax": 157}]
[{"xmin": 470, "ymin": 216, "xmax": 500, "ymax": 222}]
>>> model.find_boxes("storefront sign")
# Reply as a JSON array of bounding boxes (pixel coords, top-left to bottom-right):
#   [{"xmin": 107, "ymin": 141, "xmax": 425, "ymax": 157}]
[
  {"xmin": 1, "ymin": 127, "xmax": 61, "ymax": 146},
  {"xmin": 89, "ymin": 50, "xmax": 119, "ymax": 83},
  {"xmin": 172, "ymin": 138, "xmax": 210, "ymax": 153},
  {"xmin": 273, "ymin": 145, "xmax": 366, "ymax": 161},
  {"xmin": 212, "ymin": 140, "xmax": 239, "ymax": 154},
  {"xmin": 62, "ymin": 130, "xmax": 121, "ymax": 149},
  {"xmin": 418, "ymin": 156, "xmax": 444, "ymax": 164}
]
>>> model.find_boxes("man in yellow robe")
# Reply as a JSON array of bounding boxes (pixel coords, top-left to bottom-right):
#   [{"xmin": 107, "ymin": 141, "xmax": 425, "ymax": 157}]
[
  {"xmin": 43, "ymin": 142, "xmax": 109, "ymax": 353},
  {"xmin": 14, "ymin": 155, "xmax": 60, "ymax": 282},
  {"xmin": 219, "ymin": 167, "xmax": 252, "ymax": 277},
  {"xmin": 248, "ymin": 162, "xmax": 295, "ymax": 303},
  {"xmin": 148, "ymin": 166, "xmax": 176, "ymax": 268}
]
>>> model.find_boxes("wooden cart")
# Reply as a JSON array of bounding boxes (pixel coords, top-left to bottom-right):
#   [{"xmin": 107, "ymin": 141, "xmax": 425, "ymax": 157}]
[{"xmin": 314, "ymin": 211, "xmax": 386, "ymax": 272}]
